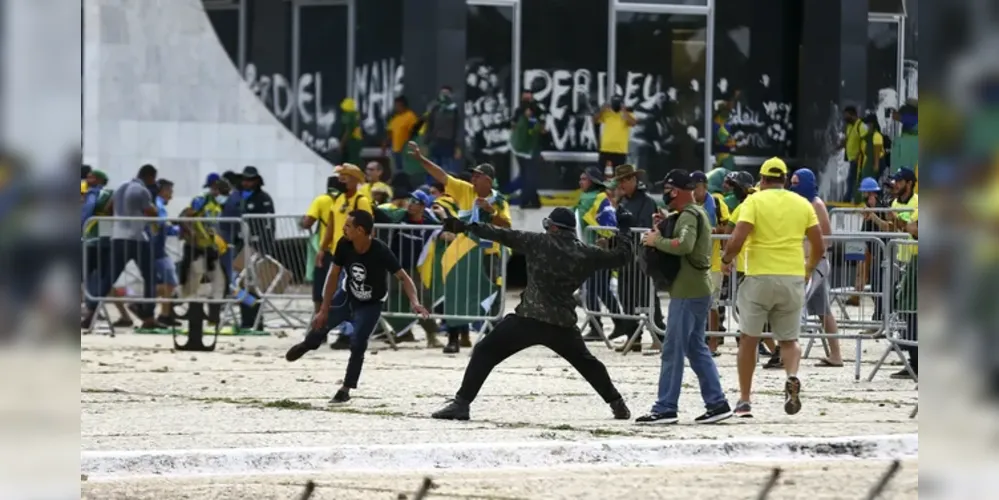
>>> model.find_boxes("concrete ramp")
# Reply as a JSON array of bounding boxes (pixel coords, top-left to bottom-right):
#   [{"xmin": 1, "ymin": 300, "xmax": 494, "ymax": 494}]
[{"xmin": 83, "ymin": 0, "xmax": 332, "ymax": 210}]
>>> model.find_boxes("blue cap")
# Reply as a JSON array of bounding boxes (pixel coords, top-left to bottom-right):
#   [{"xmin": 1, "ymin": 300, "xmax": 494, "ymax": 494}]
[
  {"xmin": 892, "ymin": 168, "xmax": 917, "ymax": 183},
  {"xmin": 410, "ymin": 190, "xmax": 432, "ymax": 206},
  {"xmin": 858, "ymin": 177, "xmax": 881, "ymax": 193},
  {"xmin": 203, "ymin": 172, "xmax": 221, "ymax": 188}
]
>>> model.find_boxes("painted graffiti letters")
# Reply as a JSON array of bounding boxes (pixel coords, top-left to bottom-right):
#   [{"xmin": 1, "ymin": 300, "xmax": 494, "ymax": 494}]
[
  {"xmin": 244, "ymin": 62, "xmax": 340, "ymax": 155},
  {"xmin": 465, "ymin": 61, "xmax": 512, "ymax": 155},
  {"xmin": 354, "ymin": 58, "xmax": 405, "ymax": 139}
]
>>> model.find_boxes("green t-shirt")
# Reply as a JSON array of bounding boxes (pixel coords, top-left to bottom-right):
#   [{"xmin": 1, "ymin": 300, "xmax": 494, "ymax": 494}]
[{"xmin": 511, "ymin": 113, "xmax": 543, "ymax": 155}]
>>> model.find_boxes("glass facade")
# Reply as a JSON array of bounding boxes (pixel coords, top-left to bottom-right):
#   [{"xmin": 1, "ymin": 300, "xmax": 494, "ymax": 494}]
[{"xmin": 205, "ymin": 0, "xmax": 911, "ymax": 191}]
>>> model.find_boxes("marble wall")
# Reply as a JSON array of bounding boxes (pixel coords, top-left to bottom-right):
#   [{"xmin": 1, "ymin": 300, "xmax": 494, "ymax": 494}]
[{"xmin": 82, "ymin": 0, "xmax": 333, "ymax": 214}]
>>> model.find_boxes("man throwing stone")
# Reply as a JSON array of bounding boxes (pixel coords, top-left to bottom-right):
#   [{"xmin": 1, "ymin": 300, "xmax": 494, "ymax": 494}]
[
  {"xmin": 431, "ymin": 206, "xmax": 637, "ymax": 421},
  {"xmin": 635, "ymin": 170, "xmax": 732, "ymax": 425}
]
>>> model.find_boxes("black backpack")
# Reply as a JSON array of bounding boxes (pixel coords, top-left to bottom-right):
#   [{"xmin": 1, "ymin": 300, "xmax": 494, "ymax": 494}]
[{"xmin": 639, "ymin": 207, "xmax": 710, "ymax": 288}]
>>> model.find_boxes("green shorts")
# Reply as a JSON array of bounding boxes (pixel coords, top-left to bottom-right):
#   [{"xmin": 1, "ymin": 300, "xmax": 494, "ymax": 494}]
[{"xmin": 737, "ymin": 275, "xmax": 806, "ymax": 341}]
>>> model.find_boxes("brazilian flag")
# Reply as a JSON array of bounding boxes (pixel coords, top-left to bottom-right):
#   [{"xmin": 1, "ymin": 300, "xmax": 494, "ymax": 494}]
[{"xmin": 417, "ymin": 232, "xmax": 499, "ymax": 328}]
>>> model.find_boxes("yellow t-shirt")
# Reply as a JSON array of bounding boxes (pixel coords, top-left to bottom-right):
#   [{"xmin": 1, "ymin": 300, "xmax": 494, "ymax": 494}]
[
  {"xmin": 306, "ymin": 193, "xmax": 335, "ymax": 247},
  {"xmin": 891, "ymin": 194, "xmax": 919, "ymax": 262},
  {"xmin": 327, "ymin": 191, "xmax": 373, "ymax": 253},
  {"xmin": 845, "ymin": 121, "xmax": 868, "ymax": 161},
  {"xmin": 596, "ymin": 110, "xmax": 634, "ymax": 154},
  {"xmin": 446, "ymin": 175, "xmax": 511, "ymax": 255},
  {"xmin": 728, "ymin": 203, "xmax": 751, "ymax": 273},
  {"xmin": 709, "ymin": 193, "xmax": 731, "ymax": 272},
  {"xmin": 736, "ymin": 189, "xmax": 819, "ymax": 277},
  {"xmin": 387, "ymin": 110, "xmax": 419, "ymax": 152}
]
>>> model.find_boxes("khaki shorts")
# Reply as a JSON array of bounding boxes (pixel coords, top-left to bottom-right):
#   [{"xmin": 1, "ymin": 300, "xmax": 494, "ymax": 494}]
[
  {"xmin": 710, "ymin": 272, "xmax": 724, "ymax": 303},
  {"xmin": 737, "ymin": 275, "xmax": 806, "ymax": 341}
]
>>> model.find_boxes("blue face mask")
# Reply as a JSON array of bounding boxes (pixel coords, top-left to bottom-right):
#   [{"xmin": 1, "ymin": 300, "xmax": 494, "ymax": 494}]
[
  {"xmin": 789, "ymin": 169, "xmax": 817, "ymax": 201},
  {"xmin": 241, "ymin": 190, "xmax": 252, "ymax": 201}
]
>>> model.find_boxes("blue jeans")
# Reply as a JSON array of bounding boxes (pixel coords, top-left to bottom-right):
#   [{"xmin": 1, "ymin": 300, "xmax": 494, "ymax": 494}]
[
  {"xmin": 85, "ymin": 239, "xmax": 156, "ymax": 319},
  {"xmin": 302, "ymin": 294, "xmax": 382, "ymax": 388},
  {"xmin": 653, "ymin": 296, "xmax": 727, "ymax": 414}
]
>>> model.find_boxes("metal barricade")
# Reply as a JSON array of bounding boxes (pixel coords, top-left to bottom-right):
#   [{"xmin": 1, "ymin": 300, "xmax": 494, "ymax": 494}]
[
  {"xmin": 238, "ymin": 215, "xmax": 508, "ymax": 342},
  {"xmin": 81, "ymin": 216, "xmax": 250, "ymax": 335},
  {"xmin": 580, "ymin": 226, "xmax": 662, "ymax": 354},
  {"xmin": 830, "ymin": 207, "xmax": 915, "ymax": 234},
  {"xmin": 374, "ymin": 223, "xmax": 508, "ymax": 340},
  {"xmin": 867, "ymin": 238, "xmax": 919, "ymax": 381}
]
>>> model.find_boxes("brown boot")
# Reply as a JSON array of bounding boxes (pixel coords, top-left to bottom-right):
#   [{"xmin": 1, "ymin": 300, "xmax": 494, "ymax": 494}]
[
  {"xmin": 426, "ymin": 333, "xmax": 443, "ymax": 348},
  {"xmin": 845, "ymin": 296, "xmax": 860, "ymax": 306},
  {"xmin": 459, "ymin": 331, "xmax": 473, "ymax": 348}
]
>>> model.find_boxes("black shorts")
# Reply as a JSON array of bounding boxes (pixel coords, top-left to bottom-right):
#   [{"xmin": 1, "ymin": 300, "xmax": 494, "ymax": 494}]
[
  {"xmin": 598, "ymin": 152, "xmax": 628, "ymax": 169},
  {"xmin": 312, "ymin": 252, "xmax": 334, "ymax": 303}
]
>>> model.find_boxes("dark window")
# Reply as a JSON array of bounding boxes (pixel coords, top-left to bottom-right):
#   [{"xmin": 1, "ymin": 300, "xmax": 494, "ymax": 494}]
[
  {"xmin": 619, "ymin": 0, "xmax": 707, "ymax": 4},
  {"xmin": 242, "ymin": 0, "xmax": 293, "ymax": 131},
  {"xmin": 205, "ymin": 6, "xmax": 239, "ymax": 68},
  {"xmin": 867, "ymin": 20, "xmax": 900, "ymax": 135},
  {"xmin": 356, "ymin": 0, "xmax": 404, "ymax": 149},
  {"xmin": 615, "ymin": 12, "xmax": 707, "ymax": 176},
  {"xmin": 296, "ymin": 4, "xmax": 349, "ymax": 159},
  {"xmin": 521, "ymin": 0, "xmax": 609, "ymax": 153},
  {"xmin": 712, "ymin": 0, "xmax": 797, "ymax": 160},
  {"xmin": 465, "ymin": 4, "xmax": 514, "ymax": 184},
  {"xmin": 869, "ymin": 0, "xmax": 905, "ymax": 14}
]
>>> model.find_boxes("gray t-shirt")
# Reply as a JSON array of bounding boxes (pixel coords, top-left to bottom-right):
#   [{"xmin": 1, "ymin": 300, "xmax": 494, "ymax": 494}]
[{"xmin": 110, "ymin": 179, "xmax": 153, "ymax": 241}]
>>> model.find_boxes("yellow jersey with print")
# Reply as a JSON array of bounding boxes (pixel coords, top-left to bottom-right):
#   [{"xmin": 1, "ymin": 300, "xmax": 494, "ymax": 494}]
[
  {"xmin": 327, "ymin": 191, "xmax": 373, "ymax": 253},
  {"xmin": 709, "ymin": 193, "xmax": 731, "ymax": 272},
  {"xmin": 387, "ymin": 109, "xmax": 419, "ymax": 152},
  {"xmin": 891, "ymin": 194, "xmax": 918, "ymax": 262},
  {"xmin": 736, "ymin": 189, "xmax": 819, "ymax": 277},
  {"xmin": 445, "ymin": 175, "xmax": 511, "ymax": 255},
  {"xmin": 596, "ymin": 110, "xmax": 634, "ymax": 154},
  {"xmin": 189, "ymin": 195, "xmax": 224, "ymax": 249},
  {"xmin": 728, "ymin": 202, "xmax": 751, "ymax": 273},
  {"xmin": 306, "ymin": 193, "xmax": 335, "ymax": 248}
]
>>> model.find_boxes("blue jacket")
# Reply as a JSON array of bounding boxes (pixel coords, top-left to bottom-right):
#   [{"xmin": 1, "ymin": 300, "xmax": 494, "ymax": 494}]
[
  {"xmin": 149, "ymin": 197, "xmax": 178, "ymax": 259},
  {"xmin": 81, "ymin": 188, "xmax": 99, "ymax": 231},
  {"xmin": 219, "ymin": 194, "xmax": 243, "ymax": 247}
]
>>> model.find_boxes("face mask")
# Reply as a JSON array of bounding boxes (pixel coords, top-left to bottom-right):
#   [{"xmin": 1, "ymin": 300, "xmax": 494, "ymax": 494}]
[
  {"xmin": 789, "ymin": 169, "xmax": 817, "ymax": 201},
  {"xmin": 328, "ymin": 176, "xmax": 347, "ymax": 194},
  {"xmin": 662, "ymin": 189, "xmax": 676, "ymax": 207},
  {"xmin": 216, "ymin": 195, "xmax": 229, "ymax": 205}
]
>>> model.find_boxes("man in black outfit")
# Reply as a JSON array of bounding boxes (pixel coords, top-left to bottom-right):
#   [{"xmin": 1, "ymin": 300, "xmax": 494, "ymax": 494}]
[
  {"xmin": 431, "ymin": 206, "xmax": 637, "ymax": 421},
  {"xmin": 285, "ymin": 210, "xmax": 429, "ymax": 403}
]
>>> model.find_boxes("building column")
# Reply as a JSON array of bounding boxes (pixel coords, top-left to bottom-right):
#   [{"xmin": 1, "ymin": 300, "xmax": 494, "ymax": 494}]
[
  {"xmin": 402, "ymin": 0, "xmax": 467, "ymax": 131},
  {"xmin": 795, "ymin": 0, "xmax": 868, "ymax": 170}
]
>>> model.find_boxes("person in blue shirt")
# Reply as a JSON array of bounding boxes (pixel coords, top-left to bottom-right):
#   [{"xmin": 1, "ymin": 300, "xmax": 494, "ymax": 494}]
[
  {"xmin": 149, "ymin": 178, "xmax": 181, "ymax": 325},
  {"xmin": 690, "ymin": 171, "xmax": 718, "ymax": 225}
]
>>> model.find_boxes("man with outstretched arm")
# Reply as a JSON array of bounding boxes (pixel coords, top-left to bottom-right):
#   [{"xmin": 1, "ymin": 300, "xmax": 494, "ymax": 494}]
[
  {"xmin": 285, "ymin": 210, "xmax": 429, "ymax": 404},
  {"xmin": 431, "ymin": 206, "xmax": 637, "ymax": 421}
]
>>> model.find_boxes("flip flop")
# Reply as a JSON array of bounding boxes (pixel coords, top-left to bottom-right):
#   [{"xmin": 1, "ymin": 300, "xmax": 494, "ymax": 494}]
[{"xmin": 814, "ymin": 358, "xmax": 844, "ymax": 368}]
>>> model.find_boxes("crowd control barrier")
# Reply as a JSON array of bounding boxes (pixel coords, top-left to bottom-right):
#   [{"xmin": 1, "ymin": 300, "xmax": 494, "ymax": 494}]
[
  {"xmin": 867, "ymin": 239, "xmax": 919, "ymax": 382},
  {"xmin": 236, "ymin": 215, "xmax": 508, "ymax": 343}
]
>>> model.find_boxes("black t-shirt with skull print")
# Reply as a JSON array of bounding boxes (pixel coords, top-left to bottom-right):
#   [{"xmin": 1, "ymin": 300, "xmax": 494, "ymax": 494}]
[{"xmin": 333, "ymin": 237, "xmax": 402, "ymax": 303}]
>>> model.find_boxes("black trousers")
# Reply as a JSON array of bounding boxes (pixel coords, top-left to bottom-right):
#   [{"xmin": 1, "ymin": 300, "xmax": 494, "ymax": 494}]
[{"xmin": 455, "ymin": 315, "xmax": 622, "ymax": 404}]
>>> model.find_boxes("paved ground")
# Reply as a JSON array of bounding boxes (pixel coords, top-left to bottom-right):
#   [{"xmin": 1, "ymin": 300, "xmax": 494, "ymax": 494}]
[
  {"xmin": 81, "ymin": 459, "xmax": 919, "ymax": 499},
  {"xmin": 81, "ymin": 291, "xmax": 918, "ymax": 498}
]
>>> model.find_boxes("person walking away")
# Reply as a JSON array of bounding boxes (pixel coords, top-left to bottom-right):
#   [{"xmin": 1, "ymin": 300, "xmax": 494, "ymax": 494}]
[
  {"xmin": 81, "ymin": 171, "xmax": 133, "ymax": 327},
  {"xmin": 721, "ymin": 157, "xmax": 826, "ymax": 418},
  {"xmin": 511, "ymin": 89, "xmax": 546, "ymax": 208},
  {"xmin": 303, "ymin": 171, "xmax": 346, "ymax": 313},
  {"xmin": 150, "ymin": 178, "xmax": 181, "ymax": 326},
  {"xmin": 430, "ymin": 206, "xmax": 637, "ymax": 421},
  {"xmin": 635, "ymin": 170, "xmax": 732, "ymax": 424},
  {"xmin": 594, "ymin": 95, "xmax": 636, "ymax": 171},
  {"xmin": 692, "ymin": 171, "xmax": 730, "ymax": 355},
  {"xmin": 317, "ymin": 164, "xmax": 374, "ymax": 349},
  {"xmin": 789, "ymin": 168, "xmax": 842, "ymax": 367},
  {"xmin": 82, "ymin": 164, "xmax": 163, "ymax": 329},
  {"xmin": 177, "ymin": 176, "xmax": 231, "ymax": 325},
  {"xmin": 286, "ymin": 210, "xmax": 430, "ymax": 403},
  {"xmin": 383, "ymin": 95, "xmax": 421, "ymax": 186},
  {"xmin": 609, "ymin": 164, "xmax": 664, "ymax": 351},
  {"xmin": 855, "ymin": 114, "xmax": 886, "ymax": 204},
  {"xmin": 339, "ymin": 98, "xmax": 363, "ymax": 166},
  {"xmin": 840, "ymin": 106, "xmax": 868, "ymax": 203},
  {"xmin": 421, "ymin": 86, "xmax": 462, "ymax": 174},
  {"xmin": 239, "ymin": 166, "xmax": 276, "ymax": 328},
  {"xmin": 576, "ymin": 167, "xmax": 624, "ymax": 341},
  {"xmin": 866, "ymin": 168, "xmax": 918, "ymax": 378},
  {"xmin": 408, "ymin": 142, "xmax": 512, "ymax": 353}
]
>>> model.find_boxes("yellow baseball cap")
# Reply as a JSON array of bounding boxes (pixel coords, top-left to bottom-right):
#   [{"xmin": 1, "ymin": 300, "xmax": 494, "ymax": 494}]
[{"xmin": 760, "ymin": 157, "xmax": 788, "ymax": 177}]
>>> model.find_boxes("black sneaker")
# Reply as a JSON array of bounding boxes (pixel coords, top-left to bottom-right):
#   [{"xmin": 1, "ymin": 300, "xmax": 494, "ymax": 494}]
[
  {"xmin": 157, "ymin": 315, "xmax": 181, "ymax": 327},
  {"xmin": 112, "ymin": 317, "xmax": 134, "ymax": 328},
  {"xmin": 694, "ymin": 402, "xmax": 733, "ymax": 424},
  {"xmin": 889, "ymin": 368, "xmax": 916, "ymax": 380},
  {"xmin": 329, "ymin": 335, "xmax": 351, "ymax": 350},
  {"xmin": 610, "ymin": 398, "xmax": 631, "ymax": 420},
  {"xmin": 431, "ymin": 399, "xmax": 470, "ymax": 420},
  {"xmin": 784, "ymin": 376, "xmax": 802, "ymax": 415},
  {"xmin": 635, "ymin": 411, "xmax": 677, "ymax": 425},
  {"xmin": 395, "ymin": 332, "xmax": 416, "ymax": 343},
  {"xmin": 442, "ymin": 336, "xmax": 460, "ymax": 354},
  {"xmin": 763, "ymin": 349, "xmax": 783, "ymax": 369},
  {"xmin": 330, "ymin": 389, "xmax": 350, "ymax": 404},
  {"xmin": 285, "ymin": 340, "xmax": 319, "ymax": 362},
  {"xmin": 733, "ymin": 400, "xmax": 753, "ymax": 418},
  {"xmin": 615, "ymin": 342, "xmax": 641, "ymax": 353}
]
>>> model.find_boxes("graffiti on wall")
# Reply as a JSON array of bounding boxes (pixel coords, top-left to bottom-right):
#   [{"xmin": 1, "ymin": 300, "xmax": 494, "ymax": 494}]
[
  {"xmin": 354, "ymin": 58, "xmax": 405, "ymax": 143},
  {"xmin": 869, "ymin": 59, "xmax": 918, "ymax": 134},
  {"xmin": 716, "ymin": 77, "xmax": 794, "ymax": 153},
  {"xmin": 465, "ymin": 59, "xmax": 513, "ymax": 156},
  {"xmin": 243, "ymin": 63, "xmax": 340, "ymax": 154}
]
